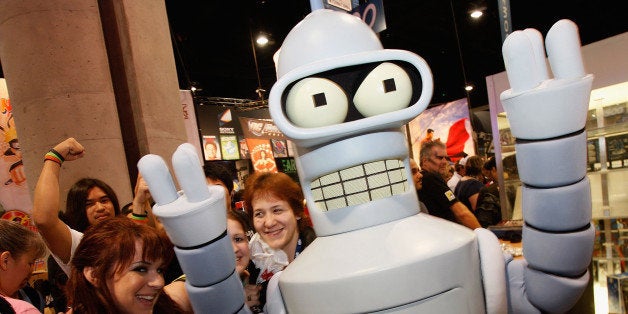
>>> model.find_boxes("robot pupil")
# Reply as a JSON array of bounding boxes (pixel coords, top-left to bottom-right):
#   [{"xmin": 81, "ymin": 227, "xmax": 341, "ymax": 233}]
[
  {"xmin": 312, "ymin": 93, "xmax": 327, "ymax": 107},
  {"xmin": 383, "ymin": 78, "xmax": 396, "ymax": 93}
]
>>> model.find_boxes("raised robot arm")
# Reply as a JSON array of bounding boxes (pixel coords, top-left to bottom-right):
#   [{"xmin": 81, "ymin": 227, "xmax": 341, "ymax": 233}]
[
  {"xmin": 138, "ymin": 144, "xmax": 248, "ymax": 313},
  {"xmin": 500, "ymin": 20, "xmax": 595, "ymax": 313}
]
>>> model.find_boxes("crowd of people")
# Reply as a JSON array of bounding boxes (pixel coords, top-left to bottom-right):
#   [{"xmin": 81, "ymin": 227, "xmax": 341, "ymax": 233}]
[
  {"xmin": 416, "ymin": 140, "xmax": 502, "ymax": 229},
  {"xmin": 0, "ymin": 137, "xmax": 503, "ymax": 313}
]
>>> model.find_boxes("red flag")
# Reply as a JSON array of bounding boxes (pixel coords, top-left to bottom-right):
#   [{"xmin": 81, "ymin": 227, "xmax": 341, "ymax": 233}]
[{"xmin": 446, "ymin": 118, "xmax": 469, "ymax": 160}]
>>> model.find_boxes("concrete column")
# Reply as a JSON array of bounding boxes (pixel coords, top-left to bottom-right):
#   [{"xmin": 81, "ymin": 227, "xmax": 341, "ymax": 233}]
[
  {"xmin": 100, "ymin": 0, "xmax": 188, "ymax": 183},
  {"xmin": 0, "ymin": 0, "xmax": 186, "ymax": 207}
]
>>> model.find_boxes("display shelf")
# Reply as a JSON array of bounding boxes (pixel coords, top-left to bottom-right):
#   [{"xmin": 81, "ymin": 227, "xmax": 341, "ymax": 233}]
[{"xmin": 587, "ymin": 122, "xmax": 628, "ymax": 140}]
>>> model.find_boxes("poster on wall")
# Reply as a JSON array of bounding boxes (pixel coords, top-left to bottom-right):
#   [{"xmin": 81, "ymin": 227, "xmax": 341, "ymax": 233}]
[
  {"xmin": 246, "ymin": 138, "xmax": 277, "ymax": 173},
  {"xmin": 271, "ymin": 139, "xmax": 288, "ymax": 158},
  {"xmin": 0, "ymin": 79, "xmax": 33, "ymax": 216},
  {"xmin": 407, "ymin": 98, "xmax": 475, "ymax": 162},
  {"xmin": 238, "ymin": 136, "xmax": 250, "ymax": 159},
  {"xmin": 220, "ymin": 135, "xmax": 240, "ymax": 160},
  {"xmin": 202, "ymin": 135, "xmax": 222, "ymax": 161},
  {"xmin": 276, "ymin": 157, "xmax": 299, "ymax": 182}
]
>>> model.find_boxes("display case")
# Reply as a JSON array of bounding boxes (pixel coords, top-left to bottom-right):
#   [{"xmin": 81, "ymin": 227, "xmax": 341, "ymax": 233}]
[
  {"xmin": 485, "ymin": 30, "xmax": 628, "ymax": 312},
  {"xmin": 489, "ymin": 81, "xmax": 628, "ymax": 313}
]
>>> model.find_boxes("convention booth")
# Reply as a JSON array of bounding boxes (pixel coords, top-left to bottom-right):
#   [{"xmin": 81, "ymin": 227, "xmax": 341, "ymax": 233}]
[{"xmin": 486, "ymin": 32, "xmax": 628, "ymax": 313}]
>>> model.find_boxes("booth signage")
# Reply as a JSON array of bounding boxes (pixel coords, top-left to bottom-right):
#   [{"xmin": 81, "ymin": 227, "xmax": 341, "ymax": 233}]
[{"xmin": 351, "ymin": 0, "xmax": 386, "ymax": 33}]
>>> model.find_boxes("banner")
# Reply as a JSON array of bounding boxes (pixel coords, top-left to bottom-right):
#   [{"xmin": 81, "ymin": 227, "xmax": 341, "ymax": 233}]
[
  {"xmin": 408, "ymin": 98, "xmax": 475, "ymax": 162},
  {"xmin": 239, "ymin": 117, "xmax": 286, "ymax": 140},
  {"xmin": 0, "ymin": 79, "xmax": 33, "ymax": 216},
  {"xmin": 246, "ymin": 138, "xmax": 277, "ymax": 173}
]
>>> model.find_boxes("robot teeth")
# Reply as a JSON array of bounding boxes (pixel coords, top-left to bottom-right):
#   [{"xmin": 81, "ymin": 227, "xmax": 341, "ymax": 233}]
[{"xmin": 310, "ymin": 159, "xmax": 408, "ymax": 211}]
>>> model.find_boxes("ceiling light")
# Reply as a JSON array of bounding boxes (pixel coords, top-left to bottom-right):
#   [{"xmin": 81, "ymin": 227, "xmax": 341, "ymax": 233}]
[
  {"xmin": 256, "ymin": 35, "xmax": 269, "ymax": 46},
  {"xmin": 470, "ymin": 10, "xmax": 483, "ymax": 18},
  {"xmin": 465, "ymin": 85, "xmax": 474, "ymax": 91}
]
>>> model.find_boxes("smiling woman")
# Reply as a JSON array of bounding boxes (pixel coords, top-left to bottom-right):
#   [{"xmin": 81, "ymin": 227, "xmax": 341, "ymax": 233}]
[
  {"xmin": 65, "ymin": 217, "xmax": 185, "ymax": 314},
  {"xmin": 243, "ymin": 171, "xmax": 316, "ymax": 311}
]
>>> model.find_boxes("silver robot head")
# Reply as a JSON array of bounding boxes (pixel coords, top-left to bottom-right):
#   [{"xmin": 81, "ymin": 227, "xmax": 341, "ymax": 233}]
[{"xmin": 269, "ymin": 9, "xmax": 433, "ymax": 236}]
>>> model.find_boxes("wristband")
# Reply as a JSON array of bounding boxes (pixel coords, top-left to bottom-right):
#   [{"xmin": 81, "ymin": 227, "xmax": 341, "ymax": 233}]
[
  {"xmin": 44, "ymin": 152, "xmax": 63, "ymax": 165},
  {"xmin": 129, "ymin": 212, "xmax": 149, "ymax": 225},
  {"xmin": 49, "ymin": 148, "xmax": 65, "ymax": 162},
  {"xmin": 131, "ymin": 212, "xmax": 148, "ymax": 218}
]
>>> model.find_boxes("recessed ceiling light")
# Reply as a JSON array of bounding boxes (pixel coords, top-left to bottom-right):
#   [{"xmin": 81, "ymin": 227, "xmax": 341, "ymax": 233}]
[
  {"xmin": 256, "ymin": 35, "xmax": 269, "ymax": 46},
  {"xmin": 470, "ymin": 10, "xmax": 483, "ymax": 18}
]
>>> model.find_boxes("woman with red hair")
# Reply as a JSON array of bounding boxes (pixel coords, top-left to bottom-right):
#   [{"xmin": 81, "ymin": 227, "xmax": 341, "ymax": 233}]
[
  {"xmin": 65, "ymin": 217, "xmax": 185, "ymax": 314},
  {"xmin": 243, "ymin": 172, "xmax": 316, "ymax": 311}
]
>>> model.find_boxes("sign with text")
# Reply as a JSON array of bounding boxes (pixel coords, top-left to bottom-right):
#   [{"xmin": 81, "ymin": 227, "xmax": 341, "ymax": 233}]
[
  {"xmin": 497, "ymin": 0, "xmax": 512, "ymax": 43},
  {"xmin": 239, "ymin": 117, "xmax": 286, "ymax": 140}
]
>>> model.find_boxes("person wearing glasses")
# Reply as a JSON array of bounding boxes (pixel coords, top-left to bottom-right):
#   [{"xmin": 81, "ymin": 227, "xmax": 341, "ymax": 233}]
[
  {"xmin": 409, "ymin": 158, "xmax": 428, "ymax": 214},
  {"xmin": 418, "ymin": 141, "xmax": 480, "ymax": 229}
]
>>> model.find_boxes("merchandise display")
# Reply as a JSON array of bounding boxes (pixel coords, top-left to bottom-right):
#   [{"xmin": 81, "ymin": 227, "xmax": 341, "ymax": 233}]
[{"xmin": 138, "ymin": 8, "xmax": 593, "ymax": 314}]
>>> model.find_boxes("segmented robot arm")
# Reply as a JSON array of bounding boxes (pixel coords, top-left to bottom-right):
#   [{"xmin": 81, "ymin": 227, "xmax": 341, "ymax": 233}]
[
  {"xmin": 138, "ymin": 144, "xmax": 248, "ymax": 313},
  {"xmin": 500, "ymin": 20, "xmax": 595, "ymax": 313}
]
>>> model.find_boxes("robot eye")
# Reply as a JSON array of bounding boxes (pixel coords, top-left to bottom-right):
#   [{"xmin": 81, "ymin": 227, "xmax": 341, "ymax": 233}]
[
  {"xmin": 285, "ymin": 77, "xmax": 349, "ymax": 128},
  {"xmin": 353, "ymin": 62, "xmax": 413, "ymax": 117}
]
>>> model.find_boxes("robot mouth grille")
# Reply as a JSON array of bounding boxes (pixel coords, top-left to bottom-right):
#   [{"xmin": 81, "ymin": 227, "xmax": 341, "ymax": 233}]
[{"xmin": 310, "ymin": 159, "xmax": 408, "ymax": 212}]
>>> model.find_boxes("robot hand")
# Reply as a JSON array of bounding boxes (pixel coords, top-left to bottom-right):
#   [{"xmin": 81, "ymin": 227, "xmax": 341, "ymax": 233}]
[
  {"xmin": 138, "ymin": 143, "xmax": 247, "ymax": 313},
  {"xmin": 501, "ymin": 20, "xmax": 595, "ymax": 313}
]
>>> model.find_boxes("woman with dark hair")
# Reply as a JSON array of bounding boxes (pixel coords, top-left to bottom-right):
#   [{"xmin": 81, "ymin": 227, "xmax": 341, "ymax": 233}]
[
  {"xmin": 243, "ymin": 171, "xmax": 316, "ymax": 311},
  {"xmin": 65, "ymin": 217, "xmax": 184, "ymax": 314},
  {"xmin": 475, "ymin": 157, "xmax": 502, "ymax": 227},
  {"xmin": 32, "ymin": 138, "xmax": 120, "ymax": 276},
  {"xmin": 0, "ymin": 219, "xmax": 47, "ymax": 313},
  {"xmin": 454, "ymin": 155, "xmax": 486, "ymax": 212}
]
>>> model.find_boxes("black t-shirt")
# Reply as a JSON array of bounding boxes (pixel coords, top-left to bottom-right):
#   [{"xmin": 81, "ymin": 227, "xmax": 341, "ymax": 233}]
[
  {"xmin": 454, "ymin": 178, "xmax": 485, "ymax": 210},
  {"xmin": 418, "ymin": 170, "xmax": 459, "ymax": 223}
]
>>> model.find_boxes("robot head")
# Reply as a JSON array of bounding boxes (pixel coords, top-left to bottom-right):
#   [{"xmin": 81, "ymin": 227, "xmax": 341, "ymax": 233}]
[{"xmin": 269, "ymin": 9, "xmax": 433, "ymax": 235}]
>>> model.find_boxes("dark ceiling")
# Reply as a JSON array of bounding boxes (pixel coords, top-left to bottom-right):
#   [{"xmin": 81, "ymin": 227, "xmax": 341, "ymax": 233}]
[
  {"xmin": 163, "ymin": 0, "xmax": 627, "ymax": 109},
  {"xmin": 1, "ymin": 1, "xmax": 626, "ymax": 110}
]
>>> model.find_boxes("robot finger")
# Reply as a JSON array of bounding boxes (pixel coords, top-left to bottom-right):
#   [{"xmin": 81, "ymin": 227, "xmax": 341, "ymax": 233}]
[
  {"xmin": 546, "ymin": 19, "xmax": 586, "ymax": 80},
  {"xmin": 137, "ymin": 154, "xmax": 178, "ymax": 206},
  {"xmin": 172, "ymin": 143, "xmax": 210, "ymax": 203},
  {"xmin": 522, "ymin": 28, "xmax": 549, "ymax": 82},
  {"xmin": 502, "ymin": 30, "xmax": 544, "ymax": 93}
]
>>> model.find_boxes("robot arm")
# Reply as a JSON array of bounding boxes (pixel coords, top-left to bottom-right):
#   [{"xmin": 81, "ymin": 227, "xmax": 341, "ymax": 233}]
[
  {"xmin": 138, "ymin": 144, "xmax": 248, "ymax": 313},
  {"xmin": 500, "ymin": 20, "xmax": 595, "ymax": 313}
]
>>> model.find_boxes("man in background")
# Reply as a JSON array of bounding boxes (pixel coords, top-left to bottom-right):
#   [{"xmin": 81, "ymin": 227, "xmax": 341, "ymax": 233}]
[
  {"xmin": 418, "ymin": 141, "xmax": 480, "ymax": 229},
  {"xmin": 420, "ymin": 128, "xmax": 436, "ymax": 148},
  {"xmin": 204, "ymin": 162, "xmax": 235, "ymax": 210},
  {"xmin": 447, "ymin": 156, "xmax": 468, "ymax": 191},
  {"xmin": 409, "ymin": 158, "xmax": 428, "ymax": 214}
]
